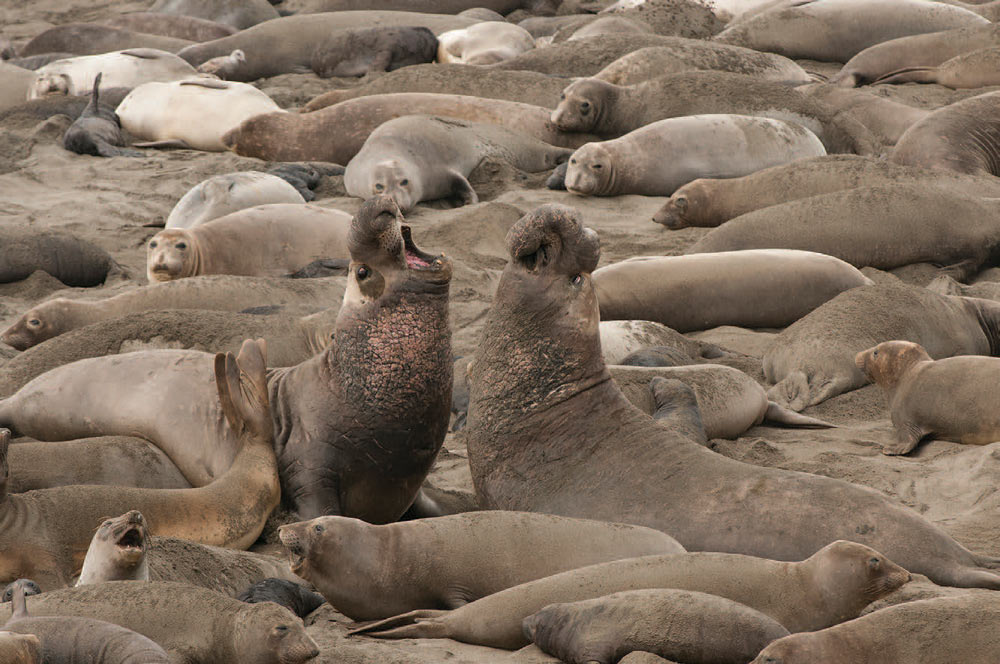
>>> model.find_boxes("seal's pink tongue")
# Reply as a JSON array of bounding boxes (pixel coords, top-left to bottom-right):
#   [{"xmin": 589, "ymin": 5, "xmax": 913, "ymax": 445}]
[{"xmin": 405, "ymin": 249, "xmax": 430, "ymax": 268}]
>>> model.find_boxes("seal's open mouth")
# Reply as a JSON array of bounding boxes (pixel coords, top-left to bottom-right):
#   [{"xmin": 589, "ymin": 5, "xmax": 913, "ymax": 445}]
[
  {"xmin": 116, "ymin": 527, "xmax": 144, "ymax": 551},
  {"xmin": 401, "ymin": 225, "xmax": 443, "ymax": 270},
  {"xmin": 279, "ymin": 529, "xmax": 307, "ymax": 572}
]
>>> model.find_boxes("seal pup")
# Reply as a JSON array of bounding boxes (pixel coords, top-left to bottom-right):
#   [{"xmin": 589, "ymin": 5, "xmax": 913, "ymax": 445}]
[
  {"xmin": 76, "ymin": 511, "xmax": 150, "ymax": 585},
  {"xmin": 1, "ymin": 582, "xmax": 40, "ymax": 604},
  {"xmin": 0, "ymin": 229, "xmax": 123, "ymax": 287},
  {"xmin": 564, "ymin": 115, "xmax": 824, "ymax": 197},
  {"xmin": 857, "ymin": 340, "xmax": 1000, "ymax": 454},
  {"xmin": 28, "ymin": 49, "xmax": 198, "ymax": 100},
  {"xmin": 149, "ymin": 0, "xmax": 280, "ymax": 30},
  {"xmin": 196, "ymin": 48, "xmax": 245, "ymax": 79},
  {"xmin": 18, "ymin": 25, "xmax": 192, "ymax": 58},
  {"xmin": 278, "ymin": 512, "xmax": 684, "ymax": 620},
  {"xmin": 523, "ymin": 589, "xmax": 790, "ymax": 664},
  {"xmin": 892, "ymin": 91, "xmax": 1000, "ymax": 176},
  {"xmin": 437, "ymin": 22, "xmax": 535, "ymax": 65},
  {"xmin": 147, "ymin": 204, "xmax": 351, "ymax": 281},
  {"xmin": 103, "ymin": 13, "xmax": 237, "ymax": 42},
  {"xmin": 165, "ymin": 172, "xmax": 305, "ymax": 229},
  {"xmin": 311, "ymin": 26, "xmax": 437, "ymax": 77},
  {"xmin": 116, "ymin": 79, "xmax": 282, "ymax": 151},
  {"xmin": 457, "ymin": 204, "xmax": 1000, "ymax": 589},
  {"xmin": 238, "ymin": 579, "xmax": 325, "ymax": 618},
  {"xmin": 62, "ymin": 73, "xmax": 143, "ymax": 158},
  {"xmin": 345, "ymin": 115, "xmax": 570, "ymax": 212},
  {"xmin": 351, "ymin": 541, "xmax": 910, "ymax": 648},
  {"xmin": 0, "ymin": 631, "xmax": 39, "ymax": 664}
]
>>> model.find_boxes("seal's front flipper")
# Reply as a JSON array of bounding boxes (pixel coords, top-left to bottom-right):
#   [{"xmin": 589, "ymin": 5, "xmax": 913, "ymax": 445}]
[
  {"xmin": 881, "ymin": 423, "xmax": 925, "ymax": 456},
  {"xmin": 132, "ymin": 139, "xmax": 192, "ymax": 150},
  {"xmin": 95, "ymin": 140, "xmax": 144, "ymax": 158},
  {"xmin": 448, "ymin": 171, "xmax": 478, "ymax": 207},
  {"xmin": 348, "ymin": 609, "xmax": 449, "ymax": 639},
  {"xmin": 650, "ymin": 377, "xmax": 707, "ymax": 444},
  {"xmin": 937, "ymin": 258, "xmax": 979, "ymax": 283},
  {"xmin": 547, "ymin": 161, "xmax": 568, "ymax": 190},
  {"xmin": 764, "ymin": 402, "xmax": 835, "ymax": 428},
  {"xmin": 367, "ymin": 50, "xmax": 393, "ymax": 74}
]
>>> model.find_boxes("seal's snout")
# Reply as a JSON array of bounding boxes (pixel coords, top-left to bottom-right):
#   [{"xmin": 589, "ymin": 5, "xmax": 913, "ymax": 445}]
[
  {"xmin": 278, "ymin": 525, "xmax": 308, "ymax": 571},
  {"xmin": 348, "ymin": 195, "xmax": 403, "ymax": 258},
  {"xmin": 521, "ymin": 613, "xmax": 540, "ymax": 641},
  {"xmin": 221, "ymin": 127, "xmax": 239, "ymax": 150},
  {"xmin": 854, "ymin": 348, "xmax": 870, "ymax": 372},
  {"xmin": 506, "ymin": 204, "xmax": 600, "ymax": 275}
]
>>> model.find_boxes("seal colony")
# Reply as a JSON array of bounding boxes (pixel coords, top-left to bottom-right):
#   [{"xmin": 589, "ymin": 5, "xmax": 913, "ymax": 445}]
[{"xmin": 6, "ymin": 0, "xmax": 1000, "ymax": 661}]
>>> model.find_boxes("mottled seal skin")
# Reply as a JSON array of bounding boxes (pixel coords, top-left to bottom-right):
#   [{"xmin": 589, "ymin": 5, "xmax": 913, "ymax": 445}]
[
  {"xmin": 550, "ymin": 72, "xmax": 878, "ymax": 156},
  {"xmin": 149, "ymin": 0, "xmax": 280, "ymax": 30},
  {"xmin": 238, "ymin": 579, "xmax": 325, "ymax": 618},
  {"xmin": 147, "ymin": 204, "xmax": 351, "ymax": 282},
  {"xmin": 593, "ymin": 250, "xmax": 870, "ymax": 332},
  {"xmin": 19, "ymin": 24, "xmax": 193, "ymax": 57},
  {"xmin": 651, "ymin": 155, "xmax": 1000, "ymax": 230},
  {"xmin": 892, "ymin": 91, "xmax": 1000, "ymax": 176},
  {"xmin": 0, "ymin": 581, "xmax": 320, "ymax": 664},
  {"xmin": 352, "ymin": 541, "xmax": 910, "ymax": 649},
  {"xmin": 0, "ymin": 229, "xmax": 122, "ymax": 287},
  {"xmin": 62, "ymin": 73, "xmax": 143, "ymax": 158},
  {"xmin": 751, "ymin": 595, "xmax": 1000, "ymax": 664},
  {"xmin": 103, "ymin": 13, "xmax": 238, "ymax": 42},
  {"xmin": 858, "ymin": 340, "xmax": 1000, "ymax": 454},
  {"xmin": 713, "ymin": 0, "xmax": 988, "ymax": 62},
  {"xmin": 524, "ymin": 589, "xmax": 790, "ymax": 664},
  {"xmin": 763, "ymin": 283, "xmax": 1000, "ymax": 411},
  {"xmin": 565, "ymin": 114, "xmax": 824, "ymax": 197},
  {"xmin": 76, "ymin": 511, "xmax": 150, "ymax": 585},
  {"xmin": 311, "ymin": 26, "xmax": 437, "ymax": 77},
  {"xmin": 437, "ymin": 22, "xmax": 535, "ymax": 65},
  {"xmin": 796, "ymin": 83, "xmax": 929, "ymax": 145},
  {"xmin": 0, "ymin": 631, "xmax": 39, "ymax": 664},
  {"xmin": 1, "ymin": 581, "xmax": 40, "ymax": 604},
  {"xmin": 166, "ymin": 172, "xmax": 305, "ymax": 229},
  {"xmin": 454, "ymin": 204, "xmax": 1000, "ymax": 590},
  {"xmin": 279, "ymin": 512, "xmax": 683, "ymax": 620},
  {"xmin": 345, "ymin": 115, "xmax": 570, "ymax": 212}
]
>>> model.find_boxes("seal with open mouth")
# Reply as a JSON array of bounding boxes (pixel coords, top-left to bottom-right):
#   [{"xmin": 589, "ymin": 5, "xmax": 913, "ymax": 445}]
[{"xmin": 77, "ymin": 511, "xmax": 150, "ymax": 585}]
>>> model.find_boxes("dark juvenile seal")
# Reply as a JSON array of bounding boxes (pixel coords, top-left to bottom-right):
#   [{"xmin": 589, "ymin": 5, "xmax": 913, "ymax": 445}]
[
  {"xmin": 1, "ymin": 581, "xmax": 40, "ymax": 604},
  {"xmin": 310, "ymin": 26, "xmax": 437, "ymax": 77},
  {"xmin": 62, "ymin": 73, "xmax": 143, "ymax": 158},
  {"xmin": 456, "ymin": 204, "xmax": 1000, "ymax": 590},
  {"xmin": 237, "ymin": 579, "xmax": 325, "ymax": 618},
  {"xmin": 19, "ymin": 25, "xmax": 192, "ymax": 57},
  {"xmin": 103, "ymin": 13, "xmax": 237, "ymax": 42},
  {"xmin": 857, "ymin": 340, "xmax": 1000, "ymax": 454},
  {"xmin": 149, "ymin": 0, "xmax": 280, "ymax": 30},
  {"xmin": 0, "ymin": 229, "xmax": 123, "ymax": 287},
  {"xmin": 763, "ymin": 282, "xmax": 1000, "ymax": 411},
  {"xmin": 352, "ymin": 541, "xmax": 910, "ymax": 649},
  {"xmin": 278, "ymin": 511, "xmax": 683, "ymax": 620},
  {"xmin": 892, "ymin": 91, "xmax": 1000, "ymax": 176},
  {"xmin": 523, "ymin": 589, "xmax": 790, "ymax": 664}
]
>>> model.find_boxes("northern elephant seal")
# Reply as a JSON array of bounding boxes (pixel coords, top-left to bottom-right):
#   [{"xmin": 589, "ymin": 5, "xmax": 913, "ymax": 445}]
[
  {"xmin": 0, "ymin": 65, "xmax": 34, "ymax": 113},
  {"xmin": 459, "ymin": 204, "xmax": 1000, "ymax": 589},
  {"xmin": 103, "ymin": 13, "xmax": 237, "ymax": 42},
  {"xmin": 598, "ymin": 319, "xmax": 726, "ymax": 365},
  {"xmin": 290, "ymin": 0, "xmax": 558, "ymax": 13},
  {"xmin": 278, "ymin": 511, "xmax": 684, "ymax": 620},
  {"xmin": 593, "ymin": 250, "xmax": 870, "ymax": 332},
  {"xmin": 311, "ymin": 26, "xmax": 437, "ymax": 77},
  {"xmin": 238, "ymin": 579, "xmax": 325, "ymax": 618},
  {"xmin": 352, "ymin": 541, "xmax": 910, "ymax": 649},
  {"xmin": 763, "ymin": 283, "xmax": 1000, "ymax": 411},
  {"xmin": 873, "ymin": 45, "xmax": 1000, "ymax": 88},
  {"xmin": 564, "ymin": 114, "xmax": 824, "ymax": 196},
  {"xmin": 28, "ymin": 49, "xmax": 197, "ymax": 99},
  {"xmin": 524, "ymin": 589, "xmax": 789, "ymax": 664},
  {"xmin": 147, "ymin": 204, "xmax": 351, "ymax": 281},
  {"xmin": 165, "ymin": 172, "xmax": 305, "ymax": 229},
  {"xmin": 345, "ymin": 115, "xmax": 570, "ymax": 212},
  {"xmin": 77, "ymin": 511, "xmax": 149, "ymax": 585},
  {"xmin": 196, "ymin": 49, "xmax": 245, "ymax": 78},
  {"xmin": 62, "ymin": 73, "xmax": 143, "ymax": 158},
  {"xmin": 1, "ymin": 582, "xmax": 39, "ymax": 604},
  {"xmin": 857, "ymin": 340, "xmax": 1000, "ymax": 454},
  {"xmin": 19, "ymin": 25, "xmax": 193, "ymax": 57},
  {"xmin": 117, "ymin": 78, "xmax": 281, "ymax": 151},
  {"xmin": 796, "ymin": 83, "xmax": 929, "ymax": 145},
  {"xmin": 561, "ymin": 16, "xmax": 653, "ymax": 42},
  {"xmin": 437, "ymin": 22, "xmax": 535, "ymax": 65},
  {"xmin": 149, "ymin": 0, "xmax": 280, "ymax": 29},
  {"xmin": 0, "ymin": 631, "xmax": 39, "ymax": 664},
  {"xmin": 0, "ymin": 229, "xmax": 122, "ymax": 287}
]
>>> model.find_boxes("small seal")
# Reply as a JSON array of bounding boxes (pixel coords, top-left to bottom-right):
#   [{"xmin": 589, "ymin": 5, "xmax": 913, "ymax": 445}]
[
  {"xmin": 76, "ymin": 511, "xmax": 150, "ymax": 585},
  {"xmin": 311, "ymin": 27, "xmax": 437, "ymax": 78},
  {"xmin": 237, "ymin": 579, "xmax": 325, "ymax": 618},
  {"xmin": 196, "ymin": 48, "xmax": 245, "ymax": 79},
  {"xmin": 62, "ymin": 73, "xmax": 143, "ymax": 158}
]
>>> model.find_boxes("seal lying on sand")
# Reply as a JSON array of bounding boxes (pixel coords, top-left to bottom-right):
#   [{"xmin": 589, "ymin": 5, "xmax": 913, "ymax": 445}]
[
  {"xmin": 796, "ymin": 84, "xmax": 929, "ymax": 145},
  {"xmin": 437, "ymin": 21, "xmax": 535, "ymax": 65},
  {"xmin": 165, "ymin": 172, "xmax": 305, "ymax": 229},
  {"xmin": 311, "ymin": 26, "xmax": 437, "ymax": 77},
  {"xmin": 238, "ymin": 579, "xmax": 325, "ymax": 619},
  {"xmin": 149, "ymin": 0, "xmax": 280, "ymax": 30},
  {"xmin": 28, "ymin": 49, "xmax": 197, "ymax": 99},
  {"xmin": 103, "ymin": 13, "xmax": 237, "ymax": 42},
  {"xmin": 62, "ymin": 74, "xmax": 142, "ymax": 158},
  {"xmin": 19, "ymin": 25, "xmax": 192, "ymax": 58},
  {"xmin": 0, "ymin": 229, "xmax": 123, "ymax": 287},
  {"xmin": 871, "ymin": 45, "xmax": 1000, "ymax": 88}
]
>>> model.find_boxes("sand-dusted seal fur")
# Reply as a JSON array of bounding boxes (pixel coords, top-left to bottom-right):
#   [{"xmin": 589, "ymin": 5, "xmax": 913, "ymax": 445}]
[
  {"xmin": 311, "ymin": 26, "xmax": 437, "ymax": 77},
  {"xmin": 238, "ymin": 579, "xmax": 325, "ymax": 618},
  {"xmin": 149, "ymin": 0, "xmax": 280, "ymax": 30},
  {"xmin": 62, "ymin": 73, "xmax": 143, "ymax": 158},
  {"xmin": 0, "ymin": 229, "xmax": 123, "ymax": 287},
  {"xmin": 103, "ymin": 13, "xmax": 237, "ymax": 42},
  {"xmin": 19, "ymin": 24, "xmax": 192, "ymax": 58},
  {"xmin": 0, "ymin": 630, "xmax": 39, "ymax": 664},
  {"xmin": 892, "ymin": 91, "xmax": 1000, "ymax": 176},
  {"xmin": 165, "ymin": 172, "xmax": 305, "ymax": 229},
  {"xmin": 28, "ymin": 49, "xmax": 197, "ymax": 100},
  {"xmin": 796, "ymin": 83, "xmax": 929, "ymax": 145},
  {"xmin": 437, "ymin": 21, "xmax": 535, "ymax": 65}
]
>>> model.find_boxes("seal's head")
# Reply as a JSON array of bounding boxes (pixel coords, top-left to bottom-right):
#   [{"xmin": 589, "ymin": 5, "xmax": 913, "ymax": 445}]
[
  {"xmin": 0, "ymin": 300, "xmax": 68, "ymax": 350},
  {"xmin": 751, "ymin": 633, "xmax": 816, "ymax": 664},
  {"xmin": 96, "ymin": 511, "xmax": 148, "ymax": 567},
  {"xmin": 1, "ymin": 579, "xmax": 40, "ymax": 603},
  {"xmin": 652, "ymin": 180, "xmax": 710, "ymax": 229},
  {"xmin": 565, "ymin": 143, "xmax": 613, "ymax": 196},
  {"xmin": 221, "ymin": 111, "xmax": 286, "ymax": 158},
  {"xmin": 807, "ymin": 540, "xmax": 911, "ymax": 620},
  {"xmin": 234, "ymin": 600, "xmax": 320, "ymax": 664},
  {"xmin": 29, "ymin": 72, "xmax": 70, "ymax": 99},
  {"xmin": 146, "ymin": 229, "xmax": 195, "ymax": 282},
  {"xmin": 367, "ymin": 160, "xmax": 420, "ymax": 213},
  {"xmin": 855, "ymin": 340, "xmax": 932, "ymax": 389},
  {"xmin": 277, "ymin": 516, "xmax": 365, "ymax": 580},
  {"xmin": 551, "ymin": 78, "xmax": 613, "ymax": 132}
]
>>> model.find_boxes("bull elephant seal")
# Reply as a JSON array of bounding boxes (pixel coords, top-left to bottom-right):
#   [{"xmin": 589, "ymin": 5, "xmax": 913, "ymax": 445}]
[
  {"xmin": 857, "ymin": 340, "xmax": 1000, "ymax": 454},
  {"xmin": 149, "ymin": 0, "xmax": 280, "ymax": 30},
  {"xmin": 28, "ymin": 49, "xmax": 198, "ymax": 99},
  {"xmin": 147, "ymin": 204, "xmax": 351, "ymax": 281},
  {"xmin": 0, "ymin": 631, "xmax": 39, "ymax": 664},
  {"xmin": 437, "ymin": 22, "xmax": 535, "ymax": 65},
  {"xmin": 593, "ymin": 250, "xmax": 870, "ymax": 332},
  {"xmin": 873, "ymin": 45, "xmax": 1000, "ymax": 88},
  {"xmin": 238, "ymin": 579, "xmax": 326, "ymax": 618},
  {"xmin": 891, "ymin": 91, "xmax": 1000, "ymax": 176},
  {"xmin": 165, "ymin": 172, "xmax": 305, "ymax": 229},
  {"xmin": 62, "ymin": 74, "xmax": 143, "ymax": 158},
  {"xmin": 19, "ymin": 25, "xmax": 192, "ymax": 58},
  {"xmin": 763, "ymin": 282, "xmax": 1000, "ymax": 411},
  {"xmin": 455, "ymin": 204, "xmax": 1000, "ymax": 590},
  {"xmin": 278, "ymin": 511, "xmax": 684, "ymax": 620},
  {"xmin": 76, "ymin": 511, "xmax": 150, "ymax": 585},
  {"xmin": 116, "ymin": 79, "xmax": 282, "ymax": 151},
  {"xmin": 0, "ymin": 582, "xmax": 320, "ymax": 664},
  {"xmin": 0, "ymin": 229, "xmax": 122, "ymax": 287},
  {"xmin": 352, "ymin": 541, "xmax": 910, "ymax": 648},
  {"xmin": 712, "ymin": 0, "xmax": 988, "ymax": 62},
  {"xmin": 345, "ymin": 115, "xmax": 570, "ymax": 212},
  {"xmin": 564, "ymin": 114, "xmax": 824, "ymax": 196},
  {"xmin": 524, "ymin": 589, "xmax": 790, "ymax": 664},
  {"xmin": 311, "ymin": 26, "xmax": 437, "ymax": 77},
  {"xmin": 196, "ymin": 49, "xmax": 245, "ymax": 78},
  {"xmin": 103, "ymin": 13, "xmax": 237, "ymax": 42}
]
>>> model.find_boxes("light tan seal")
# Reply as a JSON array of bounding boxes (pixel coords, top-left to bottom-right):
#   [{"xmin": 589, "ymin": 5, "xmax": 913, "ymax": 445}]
[
  {"xmin": 278, "ymin": 511, "xmax": 684, "ymax": 620},
  {"xmin": 165, "ymin": 171, "xmax": 305, "ymax": 229},
  {"xmin": 872, "ymin": 45, "xmax": 1000, "ymax": 88},
  {"xmin": 892, "ymin": 91, "xmax": 1000, "ymax": 176},
  {"xmin": 437, "ymin": 22, "xmax": 535, "ymax": 65},
  {"xmin": 795, "ymin": 83, "xmax": 930, "ymax": 145},
  {"xmin": 28, "ymin": 49, "xmax": 198, "ymax": 100},
  {"xmin": 0, "ymin": 631, "xmax": 39, "ymax": 664}
]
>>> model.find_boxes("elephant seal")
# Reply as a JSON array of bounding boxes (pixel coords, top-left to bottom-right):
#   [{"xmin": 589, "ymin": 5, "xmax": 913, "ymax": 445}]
[
  {"xmin": 278, "ymin": 511, "xmax": 684, "ymax": 620},
  {"xmin": 712, "ymin": 0, "xmax": 988, "ymax": 62},
  {"xmin": 562, "ymin": 16, "xmax": 653, "ymax": 42},
  {"xmin": 147, "ymin": 204, "xmax": 351, "ymax": 281},
  {"xmin": 345, "ymin": 115, "xmax": 570, "ymax": 212},
  {"xmin": 523, "ymin": 589, "xmax": 790, "ymax": 664},
  {"xmin": 0, "ymin": 581, "xmax": 320, "ymax": 664},
  {"xmin": 62, "ymin": 73, "xmax": 143, "ymax": 158},
  {"xmin": 224, "ymin": 93, "xmax": 597, "ymax": 164},
  {"xmin": 763, "ymin": 283, "xmax": 1000, "ymax": 411},
  {"xmin": 857, "ymin": 340, "xmax": 1000, "ymax": 454},
  {"xmin": 1, "ymin": 582, "xmax": 40, "ymax": 604},
  {"xmin": 311, "ymin": 26, "xmax": 437, "ymax": 77},
  {"xmin": 437, "ymin": 22, "xmax": 535, "ymax": 65},
  {"xmin": 685, "ymin": 184, "xmax": 1000, "ymax": 278},
  {"xmin": 165, "ymin": 172, "xmax": 305, "ymax": 229},
  {"xmin": 149, "ymin": 0, "xmax": 280, "ymax": 29},
  {"xmin": 564, "ymin": 114, "xmax": 824, "ymax": 196},
  {"xmin": 291, "ymin": 0, "xmax": 558, "ymax": 13},
  {"xmin": 19, "ymin": 25, "xmax": 193, "ymax": 57},
  {"xmin": 77, "ymin": 511, "xmax": 150, "ymax": 585},
  {"xmin": 103, "ymin": 13, "xmax": 237, "ymax": 42},
  {"xmin": 28, "ymin": 49, "xmax": 198, "ymax": 99},
  {"xmin": 891, "ymin": 91, "xmax": 1000, "ymax": 176},
  {"xmin": 0, "ymin": 64, "xmax": 34, "ymax": 113},
  {"xmin": 651, "ymin": 155, "xmax": 1000, "ymax": 229},
  {"xmin": 873, "ymin": 45, "xmax": 1000, "ymax": 88},
  {"xmin": 4, "ymin": 581, "xmax": 171, "ymax": 664},
  {"xmin": 196, "ymin": 48, "xmax": 245, "ymax": 78},
  {"xmin": 238, "ymin": 579, "xmax": 325, "ymax": 618},
  {"xmin": 598, "ymin": 319, "xmax": 725, "ymax": 365},
  {"xmin": 796, "ymin": 83, "xmax": 929, "ymax": 145},
  {"xmin": 117, "ymin": 79, "xmax": 282, "ymax": 151},
  {"xmin": 0, "ymin": 631, "xmax": 39, "ymax": 664},
  {"xmin": 593, "ymin": 250, "xmax": 870, "ymax": 332},
  {"xmin": 751, "ymin": 595, "xmax": 1000, "ymax": 664},
  {"xmin": 456, "ymin": 204, "xmax": 1000, "ymax": 590},
  {"xmin": 551, "ymin": 72, "xmax": 878, "ymax": 155},
  {"xmin": 0, "ymin": 229, "xmax": 122, "ymax": 287},
  {"xmin": 352, "ymin": 541, "xmax": 910, "ymax": 648}
]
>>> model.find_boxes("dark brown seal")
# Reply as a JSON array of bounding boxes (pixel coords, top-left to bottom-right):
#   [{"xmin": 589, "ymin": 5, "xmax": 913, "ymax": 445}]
[
  {"xmin": 311, "ymin": 26, "xmax": 438, "ymax": 77},
  {"xmin": 62, "ymin": 73, "xmax": 143, "ymax": 158},
  {"xmin": 103, "ymin": 13, "xmax": 237, "ymax": 42},
  {"xmin": 892, "ymin": 91, "xmax": 1000, "ymax": 176},
  {"xmin": 19, "ymin": 24, "xmax": 192, "ymax": 57},
  {"xmin": 0, "ymin": 229, "xmax": 123, "ymax": 287}
]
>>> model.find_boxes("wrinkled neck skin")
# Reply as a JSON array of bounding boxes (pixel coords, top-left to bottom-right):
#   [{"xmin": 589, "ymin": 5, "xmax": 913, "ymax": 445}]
[
  {"xmin": 587, "ymin": 84, "xmax": 629, "ymax": 138},
  {"xmin": 296, "ymin": 311, "xmax": 335, "ymax": 357},
  {"xmin": 969, "ymin": 296, "xmax": 1000, "ymax": 356}
]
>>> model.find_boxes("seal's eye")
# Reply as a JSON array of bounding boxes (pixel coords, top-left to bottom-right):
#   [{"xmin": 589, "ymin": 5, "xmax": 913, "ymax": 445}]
[
  {"xmin": 374, "ymin": 183, "xmax": 384, "ymax": 192},
  {"xmin": 103, "ymin": 521, "xmax": 113, "ymax": 527},
  {"xmin": 675, "ymin": 196, "xmax": 688, "ymax": 210},
  {"xmin": 571, "ymin": 274, "xmax": 583, "ymax": 286},
  {"xmin": 570, "ymin": 158, "xmax": 576, "ymax": 165},
  {"xmin": 149, "ymin": 241, "xmax": 157, "ymax": 249},
  {"xmin": 593, "ymin": 164, "xmax": 602, "ymax": 170},
  {"xmin": 176, "ymin": 242, "xmax": 187, "ymax": 250},
  {"xmin": 314, "ymin": 524, "xmax": 324, "ymax": 533},
  {"xmin": 873, "ymin": 349, "xmax": 878, "ymax": 357},
  {"xmin": 559, "ymin": 93, "xmax": 565, "ymax": 100},
  {"xmin": 400, "ymin": 179, "xmax": 409, "ymax": 186},
  {"xmin": 580, "ymin": 101, "xmax": 590, "ymax": 115},
  {"xmin": 28, "ymin": 319, "xmax": 40, "ymax": 327},
  {"xmin": 869, "ymin": 557, "xmax": 880, "ymax": 566},
  {"xmin": 275, "ymin": 625, "xmax": 289, "ymax": 633},
  {"xmin": 356, "ymin": 266, "xmax": 369, "ymax": 280}
]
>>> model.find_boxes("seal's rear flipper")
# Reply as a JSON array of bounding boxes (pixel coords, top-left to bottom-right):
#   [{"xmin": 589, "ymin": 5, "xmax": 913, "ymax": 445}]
[
  {"xmin": 937, "ymin": 258, "xmax": 979, "ymax": 283},
  {"xmin": 347, "ymin": 609, "xmax": 448, "ymax": 639},
  {"xmin": 132, "ymin": 139, "xmax": 193, "ymax": 150},
  {"xmin": 873, "ymin": 67, "xmax": 938, "ymax": 86},
  {"xmin": 767, "ymin": 371, "xmax": 855, "ymax": 412},
  {"xmin": 764, "ymin": 402, "xmax": 835, "ymax": 428},
  {"xmin": 927, "ymin": 274, "xmax": 963, "ymax": 296},
  {"xmin": 287, "ymin": 258, "xmax": 350, "ymax": 278}
]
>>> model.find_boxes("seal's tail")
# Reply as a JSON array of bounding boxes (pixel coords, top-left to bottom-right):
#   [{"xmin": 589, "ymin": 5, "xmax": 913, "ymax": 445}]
[
  {"xmin": 975, "ymin": 554, "xmax": 1000, "ymax": 570},
  {"xmin": 873, "ymin": 67, "xmax": 937, "ymax": 86},
  {"xmin": 764, "ymin": 402, "xmax": 835, "ymax": 428},
  {"xmin": 347, "ymin": 610, "xmax": 449, "ymax": 639}
]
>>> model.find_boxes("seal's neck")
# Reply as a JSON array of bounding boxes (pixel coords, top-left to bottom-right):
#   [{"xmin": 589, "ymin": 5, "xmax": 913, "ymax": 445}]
[
  {"xmin": 185, "ymin": 235, "xmax": 204, "ymax": 278},
  {"xmin": 968, "ymin": 296, "xmax": 1000, "ymax": 356},
  {"xmin": 596, "ymin": 84, "xmax": 632, "ymax": 137},
  {"xmin": 297, "ymin": 309, "xmax": 337, "ymax": 357}
]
